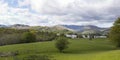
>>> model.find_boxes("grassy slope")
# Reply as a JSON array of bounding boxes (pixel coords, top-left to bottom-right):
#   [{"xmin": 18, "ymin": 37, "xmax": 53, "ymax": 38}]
[{"xmin": 0, "ymin": 38, "xmax": 119, "ymax": 60}]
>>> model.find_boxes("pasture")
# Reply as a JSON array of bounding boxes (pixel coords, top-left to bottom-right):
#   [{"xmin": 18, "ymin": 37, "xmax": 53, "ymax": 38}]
[{"xmin": 0, "ymin": 38, "xmax": 119, "ymax": 60}]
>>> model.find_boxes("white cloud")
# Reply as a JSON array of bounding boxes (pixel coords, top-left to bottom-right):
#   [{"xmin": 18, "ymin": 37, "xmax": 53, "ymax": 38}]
[
  {"xmin": 18, "ymin": 0, "xmax": 30, "ymax": 7},
  {"xmin": 0, "ymin": 0, "xmax": 120, "ymax": 27},
  {"xmin": 0, "ymin": 0, "xmax": 9, "ymax": 14}
]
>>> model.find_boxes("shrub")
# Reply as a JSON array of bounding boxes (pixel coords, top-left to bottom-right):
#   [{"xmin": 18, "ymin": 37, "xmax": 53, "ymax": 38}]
[{"xmin": 55, "ymin": 37, "xmax": 69, "ymax": 52}]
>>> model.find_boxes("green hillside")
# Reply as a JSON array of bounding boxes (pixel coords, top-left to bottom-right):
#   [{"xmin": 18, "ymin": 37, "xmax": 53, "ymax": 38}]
[{"xmin": 0, "ymin": 38, "xmax": 119, "ymax": 60}]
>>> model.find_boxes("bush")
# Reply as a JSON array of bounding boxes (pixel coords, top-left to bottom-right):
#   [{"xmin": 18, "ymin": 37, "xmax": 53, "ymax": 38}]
[
  {"xmin": 21, "ymin": 32, "xmax": 36, "ymax": 43},
  {"xmin": 55, "ymin": 37, "xmax": 69, "ymax": 52}
]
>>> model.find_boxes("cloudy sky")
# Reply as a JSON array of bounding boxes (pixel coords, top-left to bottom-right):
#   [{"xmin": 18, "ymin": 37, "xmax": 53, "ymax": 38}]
[{"xmin": 0, "ymin": 0, "xmax": 120, "ymax": 27}]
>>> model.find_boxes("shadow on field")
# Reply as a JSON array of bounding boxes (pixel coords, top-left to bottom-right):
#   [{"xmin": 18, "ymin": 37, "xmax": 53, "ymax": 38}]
[
  {"xmin": 64, "ymin": 48, "xmax": 116, "ymax": 54},
  {"xmin": 63, "ymin": 39, "xmax": 116, "ymax": 54}
]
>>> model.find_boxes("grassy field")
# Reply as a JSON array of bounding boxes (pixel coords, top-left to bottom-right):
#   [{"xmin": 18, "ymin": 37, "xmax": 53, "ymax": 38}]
[{"xmin": 0, "ymin": 38, "xmax": 119, "ymax": 60}]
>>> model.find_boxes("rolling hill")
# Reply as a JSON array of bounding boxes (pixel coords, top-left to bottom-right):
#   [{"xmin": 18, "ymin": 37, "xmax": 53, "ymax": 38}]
[{"xmin": 0, "ymin": 38, "xmax": 118, "ymax": 60}]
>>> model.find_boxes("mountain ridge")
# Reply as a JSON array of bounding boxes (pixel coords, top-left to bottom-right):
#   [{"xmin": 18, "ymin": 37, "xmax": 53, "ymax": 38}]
[
  {"xmin": 61, "ymin": 25, "xmax": 108, "ymax": 32},
  {"xmin": 0, "ymin": 24, "xmax": 109, "ymax": 33}
]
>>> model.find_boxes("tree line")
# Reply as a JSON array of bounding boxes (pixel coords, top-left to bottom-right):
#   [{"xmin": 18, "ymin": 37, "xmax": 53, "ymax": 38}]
[{"xmin": 0, "ymin": 28, "xmax": 57, "ymax": 46}]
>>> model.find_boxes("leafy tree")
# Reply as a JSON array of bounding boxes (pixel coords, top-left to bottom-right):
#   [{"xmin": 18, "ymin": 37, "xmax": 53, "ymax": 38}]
[
  {"xmin": 109, "ymin": 17, "xmax": 120, "ymax": 47},
  {"xmin": 55, "ymin": 37, "xmax": 69, "ymax": 52},
  {"xmin": 36, "ymin": 31, "xmax": 57, "ymax": 41},
  {"xmin": 21, "ymin": 32, "xmax": 36, "ymax": 43},
  {"xmin": 0, "ymin": 34, "xmax": 22, "ymax": 45}
]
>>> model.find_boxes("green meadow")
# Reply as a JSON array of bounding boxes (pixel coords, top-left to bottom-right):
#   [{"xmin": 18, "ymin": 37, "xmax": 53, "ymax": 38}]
[{"xmin": 0, "ymin": 38, "xmax": 119, "ymax": 60}]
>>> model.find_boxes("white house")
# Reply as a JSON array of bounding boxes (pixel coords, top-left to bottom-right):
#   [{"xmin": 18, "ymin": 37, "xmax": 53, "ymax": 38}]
[
  {"xmin": 65, "ymin": 34, "xmax": 77, "ymax": 39},
  {"xmin": 94, "ymin": 36, "xmax": 107, "ymax": 38}
]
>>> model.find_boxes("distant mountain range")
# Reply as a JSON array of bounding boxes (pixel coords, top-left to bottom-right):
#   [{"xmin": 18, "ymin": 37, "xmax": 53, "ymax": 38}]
[
  {"xmin": 0, "ymin": 25, "xmax": 9, "ymax": 28},
  {"xmin": 0, "ymin": 24, "xmax": 110, "ymax": 33},
  {"xmin": 61, "ymin": 25, "xmax": 108, "ymax": 32},
  {"xmin": 10, "ymin": 24, "xmax": 30, "ymax": 29}
]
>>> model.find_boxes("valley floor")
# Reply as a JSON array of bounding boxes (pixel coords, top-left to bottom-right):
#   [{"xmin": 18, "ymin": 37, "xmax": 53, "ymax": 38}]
[{"xmin": 0, "ymin": 38, "xmax": 119, "ymax": 60}]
